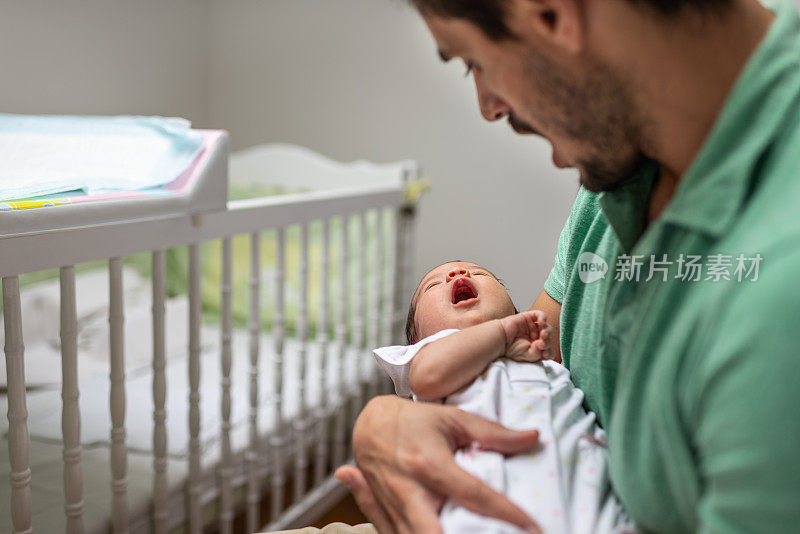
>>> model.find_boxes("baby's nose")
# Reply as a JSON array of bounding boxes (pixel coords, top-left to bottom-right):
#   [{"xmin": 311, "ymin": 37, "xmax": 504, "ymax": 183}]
[{"xmin": 447, "ymin": 267, "xmax": 469, "ymax": 281}]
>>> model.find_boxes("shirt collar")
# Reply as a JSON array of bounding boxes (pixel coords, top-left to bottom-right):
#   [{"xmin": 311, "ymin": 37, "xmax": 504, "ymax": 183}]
[
  {"xmin": 599, "ymin": 162, "xmax": 659, "ymax": 252},
  {"xmin": 600, "ymin": 1, "xmax": 800, "ymax": 249}
]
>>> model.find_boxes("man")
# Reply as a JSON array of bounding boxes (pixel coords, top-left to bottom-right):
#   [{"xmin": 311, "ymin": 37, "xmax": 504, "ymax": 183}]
[{"xmin": 335, "ymin": 0, "xmax": 800, "ymax": 533}]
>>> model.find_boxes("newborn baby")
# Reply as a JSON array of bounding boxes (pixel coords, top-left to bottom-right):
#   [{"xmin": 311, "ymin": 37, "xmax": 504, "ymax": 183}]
[{"xmin": 374, "ymin": 261, "xmax": 636, "ymax": 534}]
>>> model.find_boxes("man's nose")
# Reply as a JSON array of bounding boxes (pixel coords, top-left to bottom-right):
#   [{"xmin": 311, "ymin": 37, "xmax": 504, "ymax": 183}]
[
  {"xmin": 474, "ymin": 72, "xmax": 510, "ymax": 122},
  {"xmin": 446, "ymin": 268, "xmax": 470, "ymax": 282}
]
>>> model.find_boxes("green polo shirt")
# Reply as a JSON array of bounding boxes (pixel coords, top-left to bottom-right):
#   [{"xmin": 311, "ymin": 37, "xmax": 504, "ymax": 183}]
[{"xmin": 543, "ymin": 2, "xmax": 800, "ymax": 532}]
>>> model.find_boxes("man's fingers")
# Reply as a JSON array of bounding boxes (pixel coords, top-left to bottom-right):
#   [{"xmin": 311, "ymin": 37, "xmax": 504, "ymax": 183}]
[
  {"xmin": 347, "ymin": 397, "xmax": 541, "ymax": 533},
  {"xmin": 426, "ymin": 457, "xmax": 541, "ymax": 534},
  {"xmin": 363, "ymin": 467, "xmax": 444, "ymax": 534},
  {"xmin": 451, "ymin": 410, "xmax": 540, "ymax": 454},
  {"xmin": 398, "ymin": 488, "xmax": 445, "ymax": 534},
  {"xmin": 335, "ymin": 466, "xmax": 396, "ymax": 534}
]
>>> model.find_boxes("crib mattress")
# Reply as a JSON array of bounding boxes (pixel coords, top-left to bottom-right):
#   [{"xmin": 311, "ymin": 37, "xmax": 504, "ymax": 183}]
[{"xmin": 0, "ymin": 130, "xmax": 229, "ymax": 238}]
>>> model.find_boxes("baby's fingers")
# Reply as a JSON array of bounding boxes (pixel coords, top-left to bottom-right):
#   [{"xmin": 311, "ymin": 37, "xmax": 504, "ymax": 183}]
[
  {"xmin": 507, "ymin": 341, "xmax": 543, "ymax": 363},
  {"xmin": 536, "ymin": 328, "xmax": 555, "ymax": 360}
]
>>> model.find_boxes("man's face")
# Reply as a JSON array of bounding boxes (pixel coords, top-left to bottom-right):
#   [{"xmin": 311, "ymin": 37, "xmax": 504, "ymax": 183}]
[
  {"xmin": 424, "ymin": 11, "xmax": 648, "ymax": 192},
  {"xmin": 412, "ymin": 261, "xmax": 516, "ymax": 340}
]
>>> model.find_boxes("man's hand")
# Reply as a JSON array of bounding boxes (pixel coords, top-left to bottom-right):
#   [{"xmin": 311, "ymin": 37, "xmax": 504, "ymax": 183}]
[
  {"xmin": 499, "ymin": 310, "xmax": 554, "ymax": 362},
  {"xmin": 335, "ymin": 396, "xmax": 542, "ymax": 534}
]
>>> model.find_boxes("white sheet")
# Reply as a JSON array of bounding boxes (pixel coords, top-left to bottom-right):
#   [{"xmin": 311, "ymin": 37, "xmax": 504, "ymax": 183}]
[
  {"xmin": 1, "ymin": 264, "xmax": 378, "ymax": 457},
  {"xmin": 12, "ymin": 329, "xmax": 368, "ymax": 457}
]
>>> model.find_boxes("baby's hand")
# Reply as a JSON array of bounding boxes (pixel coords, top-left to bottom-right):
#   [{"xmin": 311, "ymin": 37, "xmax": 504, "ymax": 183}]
[{"xmin": 499, "ymin": 310, "xmax": 555, "ymax": 362}]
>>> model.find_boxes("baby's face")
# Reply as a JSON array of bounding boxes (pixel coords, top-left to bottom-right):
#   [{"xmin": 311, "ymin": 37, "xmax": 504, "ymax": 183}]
[{"xmin": 412, "ymin": 261, "xmax": 516, "ymax": 340}]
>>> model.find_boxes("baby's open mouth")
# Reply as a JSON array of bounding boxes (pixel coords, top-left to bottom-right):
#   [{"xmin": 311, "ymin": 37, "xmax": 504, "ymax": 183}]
[{"xmin": 452, "ymin": 278, "xmax": 478, "ymax": 305}]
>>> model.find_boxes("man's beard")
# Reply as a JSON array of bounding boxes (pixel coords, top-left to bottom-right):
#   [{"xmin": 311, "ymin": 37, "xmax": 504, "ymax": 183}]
[{"xmin": 516, "ymin": 50, "xmax": 649, "ymax": 192}]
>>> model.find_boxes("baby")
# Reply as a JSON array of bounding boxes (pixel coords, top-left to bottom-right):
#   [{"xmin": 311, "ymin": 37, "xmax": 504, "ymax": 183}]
[{"xmin": 373, "ymin": 261, "xmax": 635, "ymax": 534}]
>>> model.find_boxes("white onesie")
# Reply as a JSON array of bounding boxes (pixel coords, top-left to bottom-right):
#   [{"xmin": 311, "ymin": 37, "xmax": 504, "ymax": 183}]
[{"xmin": 373, "ymin": 329, "xmax": 636, "ymax": 534}]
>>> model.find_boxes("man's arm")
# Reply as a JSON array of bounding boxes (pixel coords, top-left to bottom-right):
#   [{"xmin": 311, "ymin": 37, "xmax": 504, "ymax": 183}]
[{"xmin": 531, "ymin": 289, "xmax": 562, "ymax": 363}]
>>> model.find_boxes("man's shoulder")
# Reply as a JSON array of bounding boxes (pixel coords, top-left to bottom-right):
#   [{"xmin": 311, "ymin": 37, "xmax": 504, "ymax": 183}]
[
  {"xmin": 560, "ymin": 187, "xmax": 613, "ymax": 264},
  {"xmin": 723, "ymin": 127, "xmax": 800, "ymax": 253},
  {"xmin": 569, "ymin": 186, "xmax": 604, "ymax": 230}
]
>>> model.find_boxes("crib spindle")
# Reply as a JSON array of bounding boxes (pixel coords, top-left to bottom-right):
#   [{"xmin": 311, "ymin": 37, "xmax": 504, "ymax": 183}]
[
  {"xmin": 246, "ymin": 232, "xmax": 262, "ymax": 533},
  {"xmin": 109, "ymin": 258, "xmax": 130, "ymax": 534},
  {"xmin": 293, "ymin": 223, "xmax": 311, "ymax": 502},
  {"xmin": 3, "ymin": 276, "xmax": 33, "ymax": 534},
  {"xmin": 368, "ymin": 210, "xmax": 384, "ymax": 400},
  {"xmin": 314, "ymin": 218, "xmax": 331, "ymax": 486},
  {"xmin": 393, "ymin": 206, "xmax": 413, "ymax": 345},
  {"xmin": 352, "ymin": 213, "xmax": 367, "ymax": 424},
  {"xmin": 151, "ymin": 250, "xmax": 169, "ymax": 534},
  {"xmin": 333, "ymin": 216, "xmax": 349, "ymax": 468},
  {"xmin": 219, "ymin": 238, "xmax": 234, "ymax": 534},
  {"xmin": 187, "ymin": 244, "xmax": 203, "ymax": 534},
  {"xmin": 271, "ymin": 227, "xmax": 287, "ymax": 519},
  {"xmin": 382, "ymin": 210, "xmax": 399, "ymax": 394},
  {"xmin": 60, "ymin": 266, "xmax": 85, "ymax": 534}
]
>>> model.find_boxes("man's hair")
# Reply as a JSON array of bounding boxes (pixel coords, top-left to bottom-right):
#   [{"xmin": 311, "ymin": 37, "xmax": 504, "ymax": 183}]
[
  {"xmin": 409, "ymin": 0, "xmax": 516, "ymax": 40},
  {"xmin": 409, "ymin": 0, "xmax": 733, "ymax": 42}
]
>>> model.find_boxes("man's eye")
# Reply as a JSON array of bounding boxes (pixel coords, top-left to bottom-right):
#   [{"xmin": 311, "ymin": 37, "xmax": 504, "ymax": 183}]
[{"xmin": 463, "ymin": 61, "xmax": 475, "ymax": 78}]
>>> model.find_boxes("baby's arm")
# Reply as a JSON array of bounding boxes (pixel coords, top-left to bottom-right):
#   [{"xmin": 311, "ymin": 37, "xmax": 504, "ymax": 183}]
[{"xmin": 409, "ymin": 310, "xmax": 551, "ymax": 401}]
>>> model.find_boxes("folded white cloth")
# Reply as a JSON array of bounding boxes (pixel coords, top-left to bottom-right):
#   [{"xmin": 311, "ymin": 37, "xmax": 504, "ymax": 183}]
[{"xmin": 0, "ymin": 113, "xmax": 204, "ymax": 201}]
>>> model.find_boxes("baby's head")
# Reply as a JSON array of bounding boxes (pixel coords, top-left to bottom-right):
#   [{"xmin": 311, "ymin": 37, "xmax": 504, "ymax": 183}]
[{"xmin": 406, "ymin": 260, "xmax": 517, "ymax": 344}]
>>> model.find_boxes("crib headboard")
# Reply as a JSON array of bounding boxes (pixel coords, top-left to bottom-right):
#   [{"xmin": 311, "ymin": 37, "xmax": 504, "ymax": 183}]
[
  {"xmin": 230, "ymin": 143, "xmax": 418, "ymax": 191},
  {"xmin": 0, "ymin": 139, "xmax": 422, "ymax": 534}
]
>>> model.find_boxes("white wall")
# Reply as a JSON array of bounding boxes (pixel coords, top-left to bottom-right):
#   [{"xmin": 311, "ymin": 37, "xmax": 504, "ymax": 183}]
[
  {"xmin": 0, "ymin": 0, "xmax": 209, "ymax": 123},
  {"xmin": 207, "ymin": 0, "xmax": 578, "ymax": 306},
  {"xmin": 6, "ymin": 0, "xmax": 794, "ymax": 307}
]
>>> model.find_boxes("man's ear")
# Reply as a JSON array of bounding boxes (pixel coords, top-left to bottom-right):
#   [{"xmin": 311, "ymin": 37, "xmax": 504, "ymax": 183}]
[{"xmin": 513, "ymin": 0, "xmax": 586, "ymax": 55}]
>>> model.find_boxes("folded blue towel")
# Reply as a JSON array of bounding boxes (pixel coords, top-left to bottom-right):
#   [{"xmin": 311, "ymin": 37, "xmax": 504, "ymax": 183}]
[{"xmin": 0, "ymin": 113, "xmax": 204, "ymax": 202}]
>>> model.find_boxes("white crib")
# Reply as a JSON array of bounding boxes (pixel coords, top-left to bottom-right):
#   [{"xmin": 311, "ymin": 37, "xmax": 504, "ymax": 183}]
[{"xmin": 0, "ymin": 134, "xmax": 421, "ymax": 533}]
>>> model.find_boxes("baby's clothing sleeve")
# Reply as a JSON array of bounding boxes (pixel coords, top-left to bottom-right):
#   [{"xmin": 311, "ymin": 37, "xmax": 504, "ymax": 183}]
[{"xmin": 373, "ymin": 329, "xmax": 459, "ymax": 398}]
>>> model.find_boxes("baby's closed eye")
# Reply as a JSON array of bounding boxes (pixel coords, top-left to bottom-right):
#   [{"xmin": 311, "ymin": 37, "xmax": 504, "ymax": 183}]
[{"xmin": 424, "ymin": 281, "xmax": 442, "ymax": 292}]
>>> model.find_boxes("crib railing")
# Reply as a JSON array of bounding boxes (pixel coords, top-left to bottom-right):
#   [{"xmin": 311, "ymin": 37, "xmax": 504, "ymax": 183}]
[{"xmin": 1, "ymin": 181, "xmax": 417, "ymax": 534}]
